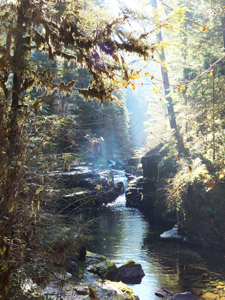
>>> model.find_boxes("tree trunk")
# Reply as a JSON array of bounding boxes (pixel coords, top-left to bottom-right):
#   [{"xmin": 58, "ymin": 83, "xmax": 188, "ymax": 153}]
[
  {"xmin": 212, "ymin": 72, "xmax": 216, "ymax": 161},
  {"xmin": 151, "ymin": 0, "xmax": 186, "ymax": 154}
]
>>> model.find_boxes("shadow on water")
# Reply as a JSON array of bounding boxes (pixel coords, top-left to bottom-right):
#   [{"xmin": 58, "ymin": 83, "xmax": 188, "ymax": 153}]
[{"xmin": 82, "ymin": 186, "xmax": 225, "ymax": 300}]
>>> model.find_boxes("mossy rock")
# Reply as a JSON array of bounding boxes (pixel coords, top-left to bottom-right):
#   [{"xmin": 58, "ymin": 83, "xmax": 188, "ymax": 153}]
[
  {"xmin": 103, "ymin": 280, "xmax": 139, "ymax": 299},
  {"xmin": 127, "ymin": 156, "xmax": 141, "ymax": 167},
  {"xmin": 88, "ymin": 255, "xmax": 119, "ymax": 280},
  {"xmin": 120, "ymin": 260, "xmax": 140, "ymax": 267},
  {"xmin": 89, "ymin": 281, "xmax": 139, "ymax": 300}
]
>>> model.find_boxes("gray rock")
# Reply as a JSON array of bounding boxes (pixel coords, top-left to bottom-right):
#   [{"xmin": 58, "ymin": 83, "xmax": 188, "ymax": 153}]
[
  {"xmin": 118, "ymin": 260, "xmax": 145, "ymax": 284},
  {"xmin": 160, "ymin": 225, "xmax": 184, "ymax": 240},
  {"xmin": 168, "ymin": 292, "xmax": 196, "ymax": 300},
  {"xmin": 74, "ymin": 286, "xmax": 89, "ymax": 295}
]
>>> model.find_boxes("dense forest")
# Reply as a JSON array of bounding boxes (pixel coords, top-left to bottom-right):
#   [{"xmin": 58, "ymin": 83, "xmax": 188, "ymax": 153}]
[{"xmin": 0, "ymin": 0, "xmax": 224, "ymax": 299}]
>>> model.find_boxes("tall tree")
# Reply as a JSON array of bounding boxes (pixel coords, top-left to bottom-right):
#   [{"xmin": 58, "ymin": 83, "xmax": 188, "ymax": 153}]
[
  {"xmin": 151, "ymin": 0, "xmax": 186, "ymax": 154},
  {"xmin": 0, "ymin": 0, "xmax": 156, "ymax": 296}
]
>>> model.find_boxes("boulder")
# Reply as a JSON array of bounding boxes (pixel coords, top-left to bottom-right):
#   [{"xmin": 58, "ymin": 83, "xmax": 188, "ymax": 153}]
[
  {"xmin": 155, "ymin": 289, "xmax": 173, "ymax": 298},
  {"xmin": 141, "ymin": 153, "xmax": 161, "ymax": 179},
  {"xmin": 160, "ymin": 225, "xmax": 184, "ymax": 241},
  {"xmin": 125, "ymin": 187, "xmax": 142, "ymax": 208},
  {"xmin": 88, "ymin": 258, "xmax": 119, "ymax": 281},
  {"xmin": 118, "ymin": 260, "xmax": 145, "ymax": 284},
  {"xmin": 180, "ymin": 181, "xmax": 225, "ymax": 249},
  {"xmin": 168, "ymin": 292, "xmax": 196, "ymax": 300}
]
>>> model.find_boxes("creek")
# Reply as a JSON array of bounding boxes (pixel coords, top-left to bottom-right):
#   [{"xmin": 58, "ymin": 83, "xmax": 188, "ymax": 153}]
[{"xmin": 83, "ymin": 171, "xmax": 225, "ymax": 300}]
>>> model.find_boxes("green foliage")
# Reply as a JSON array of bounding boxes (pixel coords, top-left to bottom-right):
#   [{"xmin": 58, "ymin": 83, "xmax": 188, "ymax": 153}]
[
  {"xmin": 0, "ymin": 0, "xmax": 158, "ymax": 296},
  {"xmin": 161, "ymin": 0, "xmax": 225, "ymax": 164}
]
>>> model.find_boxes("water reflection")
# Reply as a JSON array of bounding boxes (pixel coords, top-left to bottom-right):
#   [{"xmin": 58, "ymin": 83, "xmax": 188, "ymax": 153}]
[{"xmin": 86, "ymin": 193, "xmax": 225, "ymax": 300}]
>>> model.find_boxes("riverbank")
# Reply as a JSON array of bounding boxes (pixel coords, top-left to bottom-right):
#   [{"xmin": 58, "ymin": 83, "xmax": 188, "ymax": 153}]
[
  {"xmin": 8, "ymin": 160, "xmax": 225, "ymax": 300},
  {"xmin": 125, "ymin": 143, "xmax": 225, "ymax": 251},
  {"xmin": 40, "ymin": 252, "xmax": 140, "ymax": 300}
]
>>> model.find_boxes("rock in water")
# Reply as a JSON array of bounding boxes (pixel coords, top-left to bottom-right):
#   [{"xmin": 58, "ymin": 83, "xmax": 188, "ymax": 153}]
[
  {"xmin": 160, "ymin": 225, "xmax": 184, "ymax": 240},
  {"xmin": 118, "ymin": 260, "xmax": 145, "ymax": 284},
  {"xmin": 168, "ymin": 292, "xmax": 196, "ymax": 300},
  {"xmin": 155, "ymin": 289, "xmax": 173, "ymax": 298}
]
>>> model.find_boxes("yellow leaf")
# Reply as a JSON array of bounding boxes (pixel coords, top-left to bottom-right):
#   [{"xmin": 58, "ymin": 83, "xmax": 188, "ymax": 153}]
[
  {"xmin": 37, "ymin": 200, "xmax": 40, "ymax": 211},
  {"xmin": 131, "ymin": 83, "xmax": 136, "ymax": 90},
  {"xmin": 202, "ymin": 26, "xmax": 207, "ymax": 32},
  {"xmin": 151, "ymin": 75, "xmax": 154, "ymax": 80},
  {"xmin": 130, "ymin": 75, "xmax": 141, "ymax": 79},
  {"xmin": 153, "ymin": 86, "xmax": 158, "ymax": 94},
  {"xmin": 35, "ymin": 186, "xmax": 44, "ymax": 195},
  {"xmin": 219, "ymin": 174, "xmax": 224, "ymax": 179},
  {"xmin": 165, "ymin": 69, "xmax": 169, "ymax": 72},
  {"xmin": 177, "ymin": 85, "xmax": 185, "ymax": 92},
  {"xmin": 119, "ymin": 82, "xmax": 124, "ymax": 87},
  {"xmin": 210, "ymin": 71, "xmax": 213, "ymax": 77},
  {"xmin": 124, "ymin": 81, "xmax": 130, "ymax": 87},
  {"xmin": 145, "ymin": 72, "xmax": 149, "ymax": 76}
]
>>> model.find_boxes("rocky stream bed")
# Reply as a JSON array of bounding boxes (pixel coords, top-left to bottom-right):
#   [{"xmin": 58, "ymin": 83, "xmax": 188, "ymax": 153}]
[{"xmin": 29, "ymin": 156, "xmax": 225, "ymax": 300}]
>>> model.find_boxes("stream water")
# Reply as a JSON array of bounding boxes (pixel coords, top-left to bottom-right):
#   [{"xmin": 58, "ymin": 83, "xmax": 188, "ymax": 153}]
[{"xmin": 84, "ymin": 171, "xmax": 225, "ymax": 300}]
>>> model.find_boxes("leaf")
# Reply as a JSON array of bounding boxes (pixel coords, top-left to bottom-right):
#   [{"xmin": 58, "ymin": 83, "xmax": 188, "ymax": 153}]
[
  {"xmin": 130, "ymin": 75, "xmax": 141, "ymax": 79},
  {"xmin": 177, "ymin": 85, "xmax": 185, "ymax": 92},
  {"xmin": 35, "ymin": 186, "xmax": 44, "ymax": 195},
  {"xmin": 119, "ymin": 82, "xmax": 124, "ymax": 87},
  {"xmin": 131, "ymin": 83, "xmax": 136, "ymax": 90},
  {"xmin": 210, "ymin": 71, "xmax": 213, "ymax": 77},
  {"xmin": 202, "ymin": 26, "xmax": 207, "ymax": 32},
  {"xmin": 145, "ymin": 72, "xmax": 149, "ymax": 76},
  {"xmin": 188, "ymin": 166, "xmax": 192, "ymax": 173},
  {"xmin": 165, "ymin": 69, "xmax": 169, "ymax": 72},
  {"xmin": 218, "ymin": 174, "xmax": 224, "ymax": 179},
  {"xmin": 151, "ymin": 75, "xmax": 154, "ymax": 80},
  {"xmin": 123, "ymin": 81, "xmax": 130, "ymax": 87},
  {"xmin": 175, "ymin": 156, "xmax": 179, "ymax": 161},
  {"xmin": 153, "ymin": 86, "xmax": 158, "ymax": 94},
  {"xmin": 167, "ymin": 179, "xmax": 171, "ymax": 183}
]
